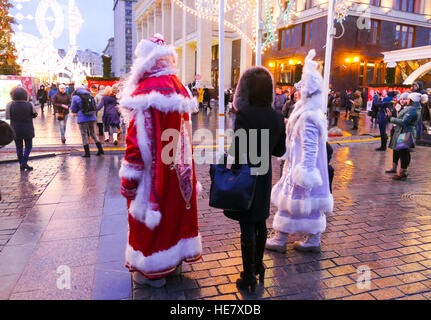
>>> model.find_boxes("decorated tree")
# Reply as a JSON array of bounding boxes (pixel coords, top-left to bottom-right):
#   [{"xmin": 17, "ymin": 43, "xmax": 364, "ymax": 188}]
[
  {"xmin": 0, "ymin": 0, "xmax": 21, "ymax": 75},
  {"xmin": 102, "ymin": 55, "xmax": 112, "ymax": 79}
]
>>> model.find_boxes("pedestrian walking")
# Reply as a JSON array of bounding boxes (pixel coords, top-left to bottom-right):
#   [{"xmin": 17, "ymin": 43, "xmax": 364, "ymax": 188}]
[
  {"xmin": 350, "ymin": 89, "xmax": 362, "ymax": 130},
  {"xmin": 36, "ymin": 85, "xmax": 48, "ymax": 113},
  {"xmin": 71, "ymin": 85, "xmax": 104, "ymax": 157},
  {"xmin": 386, "ymin": 92, "xmax": 422, "ymax": 181},
  {"xmin": 373, "ymin": 91, "xmax": 396, "ymax": 151},
  {"xmin": 48, "ymin": 84, "xmax": 58, "ymax": 114},
  {"xmin": 5, "ymin": 86, "xmax": 38, "ymax": 171},
  {"xmin": 98, "ymin": 85, "xmax": 121, "ymax": 145},
  {"xmin": 222, "ymin": 66, "xmax": 286, "ymax": 293},
  {"xmin": 198, "ymin": 87, "xmax": 204, "ymax": 109},
  {"xmin": 52, "ymin": 84, "xmax": 71, "ymax": 144},
  {"xmin": 118, "ymin": 34, "xmax": 202, "ymax": 288},
  {"xmin": 203, "ymin": 88, "xmax": 211, "ymax": 109},
  {"xmin": 411, "ymin": 81, "xmax": 428, "ymax": 140},
  {"xmin": 95, "ymin": 85, "xmax": 106, "ymax": 136},
  {"xmin": 266, "ymin": 50, "xmax": 333, "ymax": 254}
]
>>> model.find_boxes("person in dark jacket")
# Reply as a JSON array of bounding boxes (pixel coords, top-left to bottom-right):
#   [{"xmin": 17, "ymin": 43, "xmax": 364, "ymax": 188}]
[
  {"xmin": 411, "ymin": 81, "xmax": 428, "ymax": 139},
  {"xmin": 71, "ymin": 86, "xmax": 104, "ymax": 157},
  {"xmin": 224, "ymin": 66, "xmax": 286, "ymax": 293},
  {"xmin": 373, "ymin": 91, "xmax": 396, "ymax": 151},
  {"xmin": 98, "ymin": 85, "xmax": 121, "ymax": 145},
  {"xmin": 36, "ymin": 85, "xmax": 48, "ymax": 113},
  {"xmin": 48, "ymin": 84, "xmax": 58, "ymax": 114},
  {"xmin": 203, "ymin": 88, "xmax": 211, "ymax": 109},
  {"xmin": 5, "ymin": 86, "xmax": 37, "ymax": 171},
  {"xmin": 52, "ymin": 84, "xmax": 71, "ymax": 144}
]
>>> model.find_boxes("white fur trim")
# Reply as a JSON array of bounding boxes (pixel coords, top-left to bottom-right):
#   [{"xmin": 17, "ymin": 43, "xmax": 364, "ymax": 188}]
[
  {"xmin": 126, "ymin": 235, "xmax": 202, "ymax": 275},
  {"xmin": 273, "ymin": 212, "xmax": 326, "ymax": 234},
  {"xmin": 196, "ymin": 181, "xmax": 203, "ymax": 197},
  {"xmin": 144, "ymin": 209, "xmax": 162, "ymax": 230},
  {"xmin": 292, "ymin": 165, "xmax": 322, "ymax": 190},
  {"xmin": 119, "ymin": 160, "xmax": 144, "ymax": 180},
  {"xmin": 128, "ymin": 111, "xmax": 153, "ymax": 225},
  {"xmin": 120, "ymin": 90, "xmax": 198, "ymax": 115},
  {"xmin": 271, "ymin": 192, "xmax": 334, "ymax": 217}
]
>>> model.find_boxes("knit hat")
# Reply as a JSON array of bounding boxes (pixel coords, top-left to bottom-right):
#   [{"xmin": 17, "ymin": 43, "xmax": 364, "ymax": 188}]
[
  {"xmin": 398, "ymin": 92, "xmax": 409, "ymax": 100},
  {"xmin": 408, "ymin": 92, "xmax": 422, "ymax": 103}
]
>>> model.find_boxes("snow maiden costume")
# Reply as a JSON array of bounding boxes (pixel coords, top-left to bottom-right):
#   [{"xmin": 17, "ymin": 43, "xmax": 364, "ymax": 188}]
[
  {"xmin": 266, "ymin": 50, "xmax": 333, "ymax": 253},
  {"xmin": 119, "ymin": 34, "xmax": 202, "ymax": 287}
]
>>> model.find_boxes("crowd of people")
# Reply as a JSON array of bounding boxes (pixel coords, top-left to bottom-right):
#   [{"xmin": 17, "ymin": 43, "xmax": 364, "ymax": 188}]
[{"xmin": 3, "ymin": 81, "xmax": 127, "ymax": 167}]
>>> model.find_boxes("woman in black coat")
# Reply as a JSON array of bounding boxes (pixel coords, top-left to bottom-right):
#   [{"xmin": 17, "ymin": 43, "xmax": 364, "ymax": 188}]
[
  {"xmin": 5, "ymin": 86, "xmax": 37, "ymax": 171},
  {"xmin": 224, "ymin": 66, "xmax": 286, "ymax": 293},
  {"xmin": 37, "ymin": 85, "xmax": 48, "ymax": 113}
]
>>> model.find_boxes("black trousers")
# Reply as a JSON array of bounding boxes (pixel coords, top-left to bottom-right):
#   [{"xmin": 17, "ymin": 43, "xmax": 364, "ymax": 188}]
[{"xmin": 393, "ymin": 149, "xmax": 411, "ymax": 170}]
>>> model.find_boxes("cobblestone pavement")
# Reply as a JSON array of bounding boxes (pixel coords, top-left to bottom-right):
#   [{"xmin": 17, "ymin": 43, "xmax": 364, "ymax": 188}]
[{"xmin": 1, "ymin": 139, "xmax": 431, "ymax": 299}]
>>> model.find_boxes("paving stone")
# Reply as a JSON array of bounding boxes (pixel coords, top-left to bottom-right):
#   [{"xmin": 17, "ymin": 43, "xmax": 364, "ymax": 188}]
[{"xmin": 370, "ymin": 288, "xmax": 405, "ymax": 300}]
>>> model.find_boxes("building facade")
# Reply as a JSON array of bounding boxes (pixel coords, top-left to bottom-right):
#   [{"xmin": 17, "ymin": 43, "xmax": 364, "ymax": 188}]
[
  {"xmin": 113, "ymin": 0, "xmax": 138, "ymax": 76},
  {"xmin": 74, "ymin": 50, "xmax": 103, "ymax": 77},
  {"xmin": 263, "ymin": 0, "xmax": 431, "ymax": 91},
  {"xmin": 133, "ymin": 0, "xmax": 254, "ymax": 89}
]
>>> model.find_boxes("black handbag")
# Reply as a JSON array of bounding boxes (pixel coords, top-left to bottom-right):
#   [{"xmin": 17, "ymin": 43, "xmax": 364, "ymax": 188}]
[
  {"xmin": 209, "ymin": 156, "xmax": 257, "ymax": 212},
  {"xmin": 0, "ymin": 120, "xmax": 15, "ymax": 147}
]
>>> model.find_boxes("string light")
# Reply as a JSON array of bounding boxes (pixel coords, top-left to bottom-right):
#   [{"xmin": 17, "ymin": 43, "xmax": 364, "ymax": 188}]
[{"xmin": 171, "ymin": 0, "xmax": 295, "ymax": 53}]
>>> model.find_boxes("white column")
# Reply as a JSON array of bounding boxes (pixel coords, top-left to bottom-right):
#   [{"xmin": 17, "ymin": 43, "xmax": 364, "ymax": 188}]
[
  {"xmin": 171, "ymin": 0, "xmax": 175, "ymax": 45},
  {"xmin": 162, "ymin": 0, "xmax": 165, "ymax": 37},
  {"xmin": 240, "ymin": 20, "xmax": 252, "ymax": 74},
  {"xmin": 142, "ymin": 17, "xmax": 146, "ymax": 40},
  {"xmin": 163, "ymin": 1, "xmax": 172, "ymax": 43},
  {"xmin": 197, "ymin": 16, "xmax": 212, "ymax": 87},
  {"xmin": 147, "ymin": 15, "xmax": 150, "ymax": 38},
  {"xmin": 255, "ymin": 0, "xmax": 262, "ymax": 65},
  {"xmin": 154, "ymin": 6, "xmax": 157, "ymax": 34},
  {"xmin": 218, "ymin": 0, "xmax": 225, "ymax": 160},
  {"xmin": 224, "ymin": 39, "xmax": 232, "ymax": 88},
  {"xmin": 323, "ymin": 0, "xmax": 335, "ymax": 110},
  {"xmin": 181, "ymin": 1, "xmax": 187, "ymax": 83}
]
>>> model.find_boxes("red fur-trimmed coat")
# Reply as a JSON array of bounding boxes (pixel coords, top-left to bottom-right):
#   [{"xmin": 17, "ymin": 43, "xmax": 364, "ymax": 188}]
[{"xmin": 119, "ymin": 74, "xmax": 201, "ymax": 278}]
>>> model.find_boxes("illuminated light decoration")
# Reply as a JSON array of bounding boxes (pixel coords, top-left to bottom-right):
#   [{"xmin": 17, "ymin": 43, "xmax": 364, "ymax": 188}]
[
  {"xmin": 172, "ymin": 0, "xmax": 294, "ymax": 54},
  {"xmin": 353, "ymin": 56, "xmax": 359, "ymax": 62},
  {"xmin": 10, "ymin": 0, "xmax": 88, "ymax": 84},
  {"xmin": 334, "ymin": 0, "xmax": 348, "ymax": 23}
]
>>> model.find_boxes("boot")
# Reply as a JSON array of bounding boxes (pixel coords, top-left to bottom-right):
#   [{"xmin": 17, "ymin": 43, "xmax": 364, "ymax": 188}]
[
  {"xmin": 293, "ymin": 233, "xmax": 321, "ymax": 253},
  {"xmin": 385, "ymin": 163, "xmax": 397, "ymax": 174},
  {"xmin": 236, "ymin": 236, "xmax": 257, "ymax": 294},
  {"xmin": 254, "ymin": 229, "xmax": 267, "ymax": 284},
  {"xmin": 104, "ymin": 132, "xmax": 110, "ymax": 143},
  {"xmin": 375, "ymin": 134, "xmax": 387, "ymax": 151},
  {"xmin": 82, "ymin": 145, "xmax": 90, "ymax": 158},
  {"xmin": 113, "ymin": 133, "xmax": 118, "ymax": 145},
  {"xmin": 132, "ymin": 272, "xmax": 166, "ymax": 288},
  {"xmin": 392, "ymin": 169, "xmax": 408, "ymax": 181},
  {"xmin": 265, "ymin": 231, "xmax": 288, "ymax": 253},
  {"xmin": 96, "ymin": 142, "xmax": 104, "ymax": 156}
]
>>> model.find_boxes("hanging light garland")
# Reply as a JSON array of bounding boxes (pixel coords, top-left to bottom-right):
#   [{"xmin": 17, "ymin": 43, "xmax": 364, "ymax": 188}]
[
  {"xmin": 171, "ymin": 0, "xmax": 295, "ymax": 54},
  {"xmin": 334, "ymin": 0, "xmax": 348, "ymax": 23}
]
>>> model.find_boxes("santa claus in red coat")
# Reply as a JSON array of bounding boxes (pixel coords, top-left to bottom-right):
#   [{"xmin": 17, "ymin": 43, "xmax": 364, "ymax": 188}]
[{"xmin": 118, "ymin": 34, "xmax": 202, "ymax": 287}]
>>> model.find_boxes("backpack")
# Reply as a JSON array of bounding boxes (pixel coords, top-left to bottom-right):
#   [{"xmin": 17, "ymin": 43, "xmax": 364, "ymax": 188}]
[
  {"xmin": 75, "ymin": 92, "xmax": 97, "ymax": 116},
  {"xmin": 0, "ymin": 120, "xmax": 15, "ymax": 147}
]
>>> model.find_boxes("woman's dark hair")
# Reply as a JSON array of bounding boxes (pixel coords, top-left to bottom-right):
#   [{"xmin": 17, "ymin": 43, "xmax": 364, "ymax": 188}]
[
  {"xmin": 10, "ymin": 86, "xmax": 29, "ymax": 101},
  {"xmin": 247, "ymin": 68, "xmax": 273, "ymax": 107}
]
